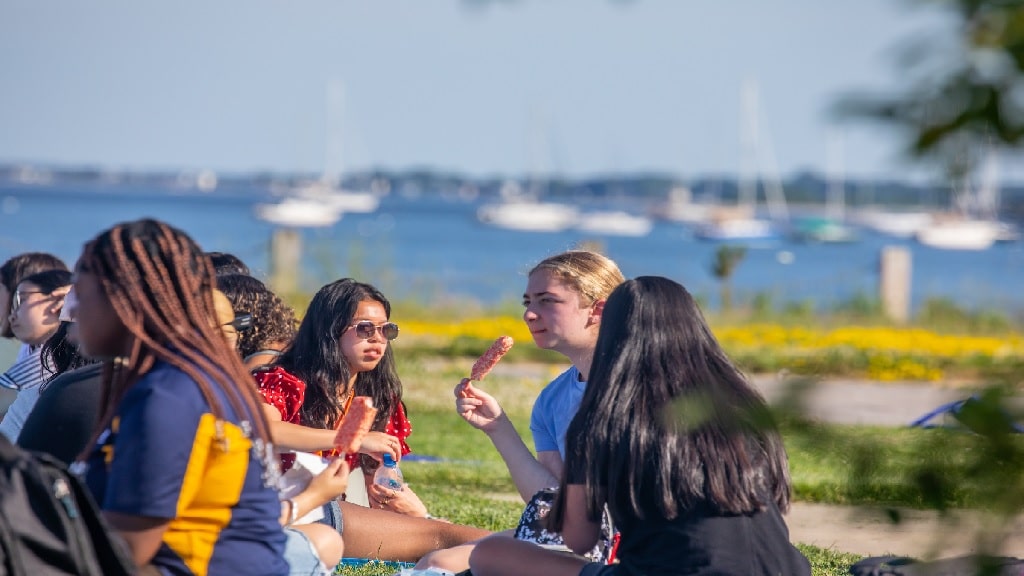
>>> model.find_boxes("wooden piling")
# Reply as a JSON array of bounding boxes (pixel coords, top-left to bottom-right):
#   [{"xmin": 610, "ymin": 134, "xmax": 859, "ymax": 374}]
[
  {"xmin": 879, "ymin": 246, "xmax": 912, "ymax": 324},
  {"xmin": 269, "ymin": 228, "xmax": 301, "ymax": 296}
]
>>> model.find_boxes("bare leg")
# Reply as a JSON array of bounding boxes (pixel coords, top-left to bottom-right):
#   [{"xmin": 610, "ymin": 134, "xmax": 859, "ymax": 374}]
[
  {"xmin": 293, "ymin": 523, "xmax": 344, "ymax": 568},
  {"xmin": 338, "ymin": 501, "xmax": 491, "ymax": 562},
  {"xmin": 414, "ymin": 529, "xmax": 515, "ymax": 573},
  {"xmin": 470, "ymin": 534, "xmax": 589, "ymax": 576}
]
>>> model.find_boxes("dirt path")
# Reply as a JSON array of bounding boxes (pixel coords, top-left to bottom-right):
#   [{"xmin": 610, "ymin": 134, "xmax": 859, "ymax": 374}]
[
  {"xmin": 473, "ymin": 363, "xmax": 1024, "ymax": 559},
  {"xmin": 787, "ymin": 502, "xmax": 1024, "ymax": 558},
  {"xmin": 751, "ymin": 374, "xmax": 970, "ymax": 428}
]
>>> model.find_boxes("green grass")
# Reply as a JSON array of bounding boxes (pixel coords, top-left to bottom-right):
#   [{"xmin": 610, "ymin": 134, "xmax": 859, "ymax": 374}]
[
  {"xmin": 799, "ymin": 545, "xmax": 865, "ymax": 576},
  {"xmin": 330, "ymin": 362, "xmax": 1024, "ymax": 575}
]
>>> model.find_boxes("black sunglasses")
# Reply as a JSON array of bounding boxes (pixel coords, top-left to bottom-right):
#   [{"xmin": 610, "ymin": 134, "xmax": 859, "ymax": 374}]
[
  {"xmin": 12, "ymin": 290, "xmax": 48, "ymax": 313},
  {"xmin": 224, "ymin": 313, "xmax": 253, "ymax": 332},
  {"xmin": 350, "ymin": 320, "xmax": 399, "ymax": 341}
]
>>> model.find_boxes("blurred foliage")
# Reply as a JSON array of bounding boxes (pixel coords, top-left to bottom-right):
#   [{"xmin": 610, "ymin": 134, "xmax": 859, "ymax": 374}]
[{"xmin": 840, "ymin": 0, "xmax": 1024, "ymax": 172}]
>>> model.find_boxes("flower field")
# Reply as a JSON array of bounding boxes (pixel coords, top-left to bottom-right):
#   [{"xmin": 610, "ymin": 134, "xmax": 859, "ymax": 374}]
[{"xmin": 399, "ymin": 317, "xmax": 1024, "ymax": 382}]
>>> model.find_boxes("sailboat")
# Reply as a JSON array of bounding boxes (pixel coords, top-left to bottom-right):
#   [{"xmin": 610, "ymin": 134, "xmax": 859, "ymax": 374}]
[
  {"xmin": 254, "ymin": 197, "xmax": 344, "ymax": 228},
  {"xmin": 915, "ymin": 152, "xmax": 1002, "ymax": 251},
  {"xmin": 791, "ymin": 132, "xmax": 858, "ymax": 243},
  {"xmin": 477, "ymin": 114, "xmax": 579, "ymax": 233},
  {"xmin": 256, "ymin": 81, "xmax": 379, "ymax": 227},
  {"xmin": 652, "ymin": 185, "xmax": 715, "ymax": 225},
  {"xmin": 853, "ymin": 209, "xmax": 934, "ymax": 238},
  {"xmin": 477, "ymin": 181, "xmax": 578, "ymax": 233},
  {"xmin": 574, "ymin": 210, "xmax": 653, "ymax": 237},
  {"xmin": 695, "ymin": 81, "xmax": 787, "ymax": 241}
]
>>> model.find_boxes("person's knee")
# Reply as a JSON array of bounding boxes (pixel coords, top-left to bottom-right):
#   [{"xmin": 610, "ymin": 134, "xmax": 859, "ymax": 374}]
[
  {"xmin": 469, "ymin": 537, "xmax": 504, "ymax": 573},
  {"xmin": 306, "ymin": 524, "xmax": 345, "ymax": 568},
  {"xmin": 414, "ymin": 549, "xmax": 437, "ymax": 569},
  {"xmin": 416, "ymin": 545, "xmax": 475, "ymax": 572}
]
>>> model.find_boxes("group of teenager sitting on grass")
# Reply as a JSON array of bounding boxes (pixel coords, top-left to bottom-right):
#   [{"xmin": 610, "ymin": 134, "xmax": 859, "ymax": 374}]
[{"xmin": 0, "ymin": 218, "xmax": 810, "ymax": 576}]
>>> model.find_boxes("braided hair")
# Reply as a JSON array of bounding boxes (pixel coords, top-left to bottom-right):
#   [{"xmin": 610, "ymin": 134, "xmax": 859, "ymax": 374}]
[{"xmin": 77, "ymin": 219, "xmax": 273, "ymax": 452}]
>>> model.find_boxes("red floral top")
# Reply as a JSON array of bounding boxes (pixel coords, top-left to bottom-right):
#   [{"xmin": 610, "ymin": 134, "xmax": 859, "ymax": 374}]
[{"xmin": 253, "ymin": 365, "xmax": 412, "ymax": 471}]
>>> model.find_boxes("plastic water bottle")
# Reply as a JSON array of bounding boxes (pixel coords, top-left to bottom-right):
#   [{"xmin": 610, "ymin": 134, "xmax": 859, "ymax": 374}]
[{"xmin": 373, "ymin": 453, "xmax": 405, "ymax": 491}]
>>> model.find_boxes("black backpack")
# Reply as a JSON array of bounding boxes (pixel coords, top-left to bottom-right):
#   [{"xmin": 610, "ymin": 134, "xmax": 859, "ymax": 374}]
[{"xmin": 0, "ymin": 434, "xmax": 135, "ymax": 575}]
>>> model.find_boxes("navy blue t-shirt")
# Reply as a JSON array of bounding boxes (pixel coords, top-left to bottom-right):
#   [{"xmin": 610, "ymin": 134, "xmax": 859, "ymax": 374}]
[{"xmin": 82, "ymin": 361, "xmax": 287, "ymax": 576}]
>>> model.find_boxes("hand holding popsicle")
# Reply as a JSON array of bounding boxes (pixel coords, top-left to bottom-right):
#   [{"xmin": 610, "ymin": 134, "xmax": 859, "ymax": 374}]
[
  {"xmin": 470, "ymin": 336, "xmax": 514, "ymax": 381},
  {"xmin": 333, "ymin": 396, "xmax": 378, "ymax": 455}
]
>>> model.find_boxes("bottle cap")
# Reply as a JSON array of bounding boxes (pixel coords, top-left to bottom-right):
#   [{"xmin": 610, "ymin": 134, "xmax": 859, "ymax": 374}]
[{"xmin": 382, "ymin": 453, "xmax": 396, "ymax": 467}]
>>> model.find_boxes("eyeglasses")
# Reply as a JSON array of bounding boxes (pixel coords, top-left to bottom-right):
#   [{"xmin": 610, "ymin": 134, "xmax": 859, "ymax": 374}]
[
  {"xmin": 12, "ymin": 290, "xmax": 47, "ymax": 314},
  {"xmin": 224, "ymin": 313, "xmax": 253, "ymax": 332},
  {"xmin": 349, "ymin": 320, "xmax": 399, "ymax": 341}
]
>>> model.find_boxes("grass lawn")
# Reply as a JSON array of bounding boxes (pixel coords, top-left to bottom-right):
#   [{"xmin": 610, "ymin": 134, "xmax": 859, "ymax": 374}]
[{"xmin": 332, "ymin": 357, "xmax": 1024, "ymax": 575}]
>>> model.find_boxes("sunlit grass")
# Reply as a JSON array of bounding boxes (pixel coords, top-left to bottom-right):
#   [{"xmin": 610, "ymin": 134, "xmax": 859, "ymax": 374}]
[{"xmin": 331, "ymin": 365, "xmax": 1024, "ymax": 575}]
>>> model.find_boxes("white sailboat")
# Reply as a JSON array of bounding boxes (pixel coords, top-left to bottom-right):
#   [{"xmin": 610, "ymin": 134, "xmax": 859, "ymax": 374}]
[
  {"xmin": 574, "ymin": 210, "xmax": 653, "ymax": 237},
  {"xmin": 477, "ymin": 116, "xmax": 579, "ymax": 233},
  {"xmin": 254, "ymin": 198, "xmax": 343, "ymax": 228},
  {"xmin": 695, "ymin": 206, "xmax": 777, "ymax": 241},
  {"xmin": 256, "ymin": 81, "xmax": 379, "ymax": 227},
  {"xmin": 853, "ymin": 209, "xmax": 934, "ymax": 238},
  {"xmin": 652, "ymin": 185, "xmax": 716, "ymax": 225},
  {"xmin": 915, "ymin": 153, "xmax": 1002, "ymax": 251},
  {"xmin": 695, "ymin": 80, "xmax": 787, "ymax": 241},
  {"xmin": 916, "ymin": 218, "xmax": 1000, "ymax": 250},
  {"xmin": 477, "ymin": 181, "xmax": 578, "ymax": 233}
]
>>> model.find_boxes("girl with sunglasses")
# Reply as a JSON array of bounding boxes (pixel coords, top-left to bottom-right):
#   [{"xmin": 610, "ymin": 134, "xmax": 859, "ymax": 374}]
[
  {"xmin": 0, "ymin": 252, "xmax": 67, "ymax": 360},
  {"xmin": 0, "ymin": 269, "xmax": 72, "ymax": 440},
  {"xmin": 254, "ymin": 277, "xmax": 490, "ymax": 561}
]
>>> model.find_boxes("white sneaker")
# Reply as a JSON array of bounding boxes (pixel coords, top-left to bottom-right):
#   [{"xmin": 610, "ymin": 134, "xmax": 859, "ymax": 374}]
[{"xmin": 394, "ymin": 568, "xmax": 456, "ymax": 576}]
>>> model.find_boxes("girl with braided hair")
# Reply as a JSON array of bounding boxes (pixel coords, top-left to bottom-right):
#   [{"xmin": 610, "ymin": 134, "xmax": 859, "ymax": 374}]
[{"xmin": 71, "ymin": 219, "xmax": 290, "ymax": 576}]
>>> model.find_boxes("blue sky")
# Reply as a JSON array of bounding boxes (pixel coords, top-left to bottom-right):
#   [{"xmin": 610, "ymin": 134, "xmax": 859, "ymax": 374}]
[{"xmin": 0, "ymin": 0, "xmax": 998, "ymax": 180}]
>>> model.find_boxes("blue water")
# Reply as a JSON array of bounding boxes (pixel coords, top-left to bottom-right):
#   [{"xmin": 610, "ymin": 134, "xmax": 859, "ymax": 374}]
[{"xmin": 5, "ymin": 180, "xmax": 1024, "ymax": 313}]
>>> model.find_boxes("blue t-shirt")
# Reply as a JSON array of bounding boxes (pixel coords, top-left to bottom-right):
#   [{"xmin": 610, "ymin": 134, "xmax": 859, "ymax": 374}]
[
  {"xmin": 529, "ymin": 365, "xmax": 586, "ymax": 460},
  {"xmin": 82, "ymin": 361, "xmax": 287, "ymax": 576}
]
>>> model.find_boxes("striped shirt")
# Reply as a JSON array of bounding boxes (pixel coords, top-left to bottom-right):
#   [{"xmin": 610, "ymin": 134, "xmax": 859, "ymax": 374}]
[{"xmin": 0, "ymin": 347, "xmax": 53, "ymax": 440}]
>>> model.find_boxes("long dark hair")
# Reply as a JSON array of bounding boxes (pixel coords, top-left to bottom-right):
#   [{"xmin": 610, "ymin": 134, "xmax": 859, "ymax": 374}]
[
  {"xmin": 76, "ymin": 219, "xmax": 274, "ymax": 451},
  {"xmin": 40, "ymin": 321, "xmax": 97, "ymax": 387},
  {"xmin": 554, "ymin": 276, "xmax": 791, "ymax": 527},
  {"xmin": 275, "ymin": 278, "xmax": 401, "ymax": 433}
]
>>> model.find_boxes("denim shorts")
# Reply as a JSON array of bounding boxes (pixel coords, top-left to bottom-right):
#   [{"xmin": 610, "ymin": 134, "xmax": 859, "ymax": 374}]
[
  {"xmin": 283, "ymin": 528, "xmax": 329, "ymax": 576},
  {"xmin": 316, "ymin": 499, "xmax": 344, "ymax": 534}
]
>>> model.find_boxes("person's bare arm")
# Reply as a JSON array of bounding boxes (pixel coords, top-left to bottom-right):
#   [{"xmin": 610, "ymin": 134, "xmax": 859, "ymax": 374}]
[
  {"xmin": 263, "ymin": 404, "xmax": 337, "ymax": 452},
  {"xmin": 455, "ymin": 379, "xmax": 559, "ymax": 501},
  {"xmin": 104, "ymin": 512, "xmax": 169, "ymax": 568},
  {"xmin": 537, "ymin": 450, "xmax": 563, "ymax": 481},
  {"xmin": 559, "ymin": 484, "xmax": 601, "ymax": 555},
  {"xmin": 485, "ymin": 415, "xmax": 560, "ymax": 501},
  {"xmin": 280, "ymin": 457, "xmax": 350, "ymax": 525}
]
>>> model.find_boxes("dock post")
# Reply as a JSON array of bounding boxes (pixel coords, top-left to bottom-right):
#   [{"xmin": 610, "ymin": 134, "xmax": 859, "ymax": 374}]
[
  {"xmin": 269, "ymin": 228, "xmax": 302, "ymax": 297},
  {"xmin": 879, "ymin": 246, "xmax": 911, "ymax": 324}
]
